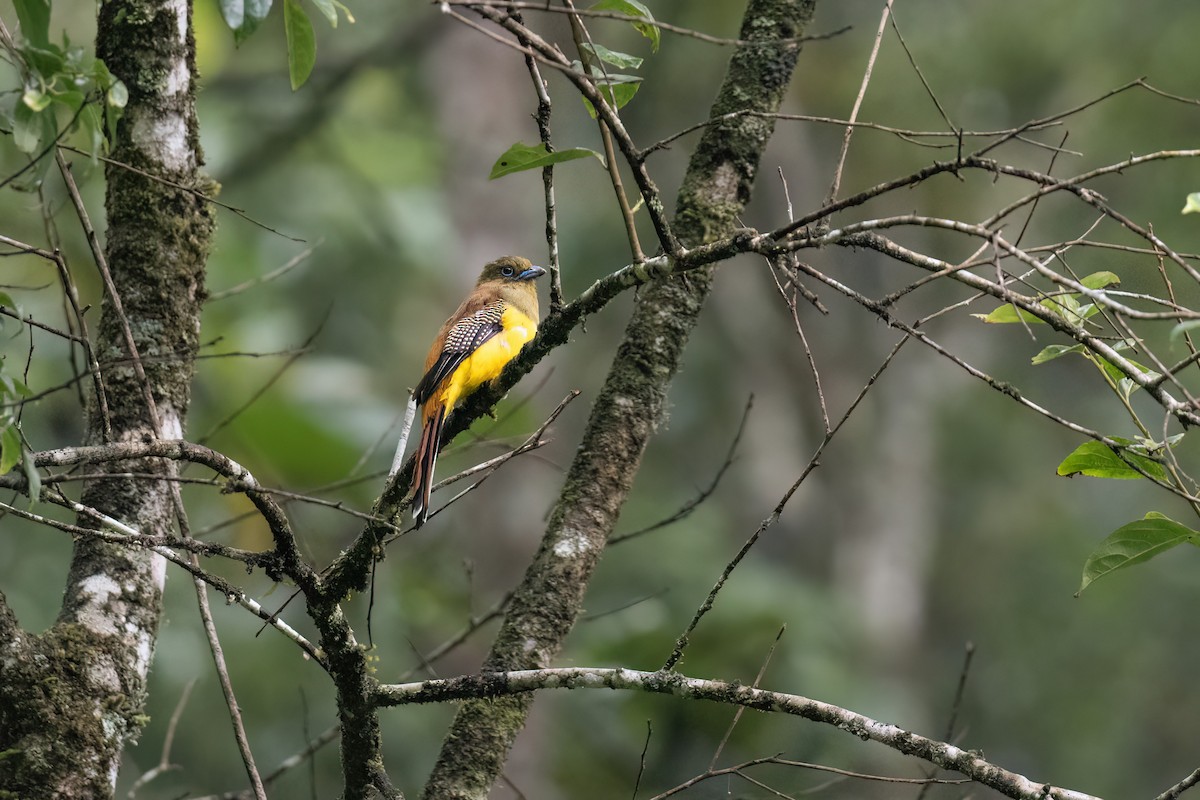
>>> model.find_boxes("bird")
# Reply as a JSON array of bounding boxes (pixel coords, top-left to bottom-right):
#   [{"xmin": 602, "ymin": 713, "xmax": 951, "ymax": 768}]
[{"xmin": 407, "ymin": 255, "xmax": 546, "ymax": 526}]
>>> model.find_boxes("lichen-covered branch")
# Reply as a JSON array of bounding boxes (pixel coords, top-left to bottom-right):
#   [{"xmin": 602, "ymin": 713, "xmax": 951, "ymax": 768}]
[
  {"xmin": 31, "ymin": 439, "xmax": 317, "ymax": 591},
  {"xmin": 418, "ymin": 2, "xmax": 816, "ymax": 798},
  {"xmin": 382, "ymin": 667, "xmax": 1101, "ymax": 800}
]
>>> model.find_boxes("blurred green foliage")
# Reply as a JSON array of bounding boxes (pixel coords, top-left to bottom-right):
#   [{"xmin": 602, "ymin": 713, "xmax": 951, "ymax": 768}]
[{"xmin": 2, "ymin": 1, "xmax": 1200, "ymax": 797}]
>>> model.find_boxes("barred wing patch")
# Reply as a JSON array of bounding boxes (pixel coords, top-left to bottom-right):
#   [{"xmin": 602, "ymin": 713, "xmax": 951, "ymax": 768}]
[{"xmin": 413, "ymin": 301, "xmax": 506, "ymax": 404}]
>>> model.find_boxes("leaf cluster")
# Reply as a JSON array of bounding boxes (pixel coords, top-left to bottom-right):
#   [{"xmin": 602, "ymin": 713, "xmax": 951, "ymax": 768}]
[{"xmin": 0, "ymin": 0, "xmax": 125, "ymax": 187}]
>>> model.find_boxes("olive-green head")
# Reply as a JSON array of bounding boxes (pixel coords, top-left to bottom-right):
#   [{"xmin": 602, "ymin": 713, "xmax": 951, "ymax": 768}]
[{"xmin": 476, "ymin": 256, "xmax": 546, "ymax": 285}]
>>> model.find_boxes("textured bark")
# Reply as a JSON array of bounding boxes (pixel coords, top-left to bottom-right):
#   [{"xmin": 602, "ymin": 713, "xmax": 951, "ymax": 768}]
[
  {"xmin": 420, "ymin": 2, "xmax": 817, "ymax": 798},
  {"xmin": 0, "ymin": 0, "xmax": 212, "ymax": 796}
]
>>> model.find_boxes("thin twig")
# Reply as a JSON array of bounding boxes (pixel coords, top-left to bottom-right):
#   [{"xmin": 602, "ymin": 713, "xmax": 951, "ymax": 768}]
[
  {"xmin": 0, "ymin": 493, "xmax": 322, "ymax": 661},
  {"xmin": 611, "ymin": 396, "xmax": 752, "ymax": 545},
  {"xmin": 208, "ymin": 243, "xmax": 319, "ymax": 301},
  {"xmin": 824, "ymin": 0, "xmax": 892, "ymax": 207},
  {"xmin": 56, "ymin": 142, "xmax": 305, "ymax": 242},
  {"xmin": 887, "ymin": 10, "xmax": 953, "ymax": 131},
  {"xmin": 199, "ymin": 314, "xmax": 328, "ymax": 444},
  {"xmin": 915, "ymin": 641, "xmax": 976, "ymax": 800},
  {"xmin": 56, "ymin": 150, "xmax": 162, "ymax": 428},
  {"xmin": 126, "ymin": 679, "xmax": 195, "ymax": 798},
  {"xmin": 445, "ymin": 0, "xmax": 849, "ymax": 48},
  {"xmin": 564, "ymin": 0, "xmax": 644, "ymax": 262},
  {"xmin": 513, "ymin": 10, "xmax": 565, "ymax": 312},
  {"xmin": 662, "ymin": 331, "xmax": 911, "ymax": 672},
  {"xmin": 709, "ymin": 625, "xmax": 785, "ymax": 769},
  {"xmin": 631, "ymin": 721, "xmax": 652, "ymax": 800}
]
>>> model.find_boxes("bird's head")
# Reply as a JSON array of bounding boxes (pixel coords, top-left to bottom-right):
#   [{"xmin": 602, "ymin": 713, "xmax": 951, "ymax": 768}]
[{"xmin": 477, "ymin": 256, "xmax": 546, "ymax": 284}]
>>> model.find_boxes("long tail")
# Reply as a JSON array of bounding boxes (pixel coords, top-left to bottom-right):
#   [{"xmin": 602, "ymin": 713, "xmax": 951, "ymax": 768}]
[{"xmin": 411, "ymin": 404, "xmax": 446, "ymax": 527}]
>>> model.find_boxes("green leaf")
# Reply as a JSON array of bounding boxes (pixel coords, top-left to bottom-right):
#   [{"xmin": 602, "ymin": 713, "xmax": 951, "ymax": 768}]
[
  {"xmin": 0, "ymin": 372, "xmax": 32, "ymax": 400},
  {"xmin": 1031, "ymin": 343, "xmax": 1086, "ymax": 364},
  {"xmin": 79, "ymin": 103, "xmax": 104, "ymax": 159},
  {"xmin": 488, "ymin": 142, "xmax": 601, "ymax": 179},
  {"xmin": 580, "ymin": 43, "xmax": 643, "ymax": 69},
  {"xmin": 20, "ymin": 448, "xmax": 40, "ymax": 505},
  {"xmin": 107, "ymin": 79, "xmax": 128, "ymax": 109},
  {"xmin": 0, "ymin": 424, "xmax": 21, "ymax": 476},
  {"xmin": 972, "ymin": 304, "xmax": 1045, "ymax": 324},
  {"xmin": 1183, "ymin": 192, "xmax": 1200, "ymax": 215},
  {"xmin": 219, "ymin": 0, "xmax": 245, "ymax": 28},
  {"xmin": 572, "ymin": 62, "xmax": 643, "ymax": 86},
  {"xmin": 1130, "ymin": 433, "xmax": 1184, "ymax": 457},
  {"xmin": 23, "ymin": 44, "xmax": 64, "ymax": 79},
  {"xmin": 22, "ymin": 87, "xmax": 52, "ymax": 113},
  {"xmin": 590, "ymin": 0, "xmax": 660, "ymax": 52},
  {"xmin": 1080, "ymin": 271, "xmax": 1120, "ymax": 290},
  {"xmin": 12, "ymin": 101, "xmax": 42, "ymax": 154},
  {"xmin": 1056, "ymin": 440, "xmax": 1168, "ymax": 482},
  {"xmin": 284, "ymin": 0, "xmax": 316, "ymax": 91},
  {"xmin": 1077, "ymin": 514, "xmax": 1198, "ymax": 595},
  {"xmin": 1169, "ymin": 319, "xmax": 1200, "ymax": 343},
  {"xmin": 582, "ymin": 82, "xmax": 641, "ymax": 118},
  {"xmin": 1095, "ymin": 356, "xmax": 1158, "ymax": 399},
  {"xmin": 13, "ymin": 0, "xmax": 51, "ymax": 49},
  {"xmin": 1041, "ymin": 293, "xmax": 1083, "ymax": 324},
  {"xmin": 308, "ymin": 0, "xmax": 338, "ymax": 26},
  {"xmin": 220, "ymin": 0, "xmax": 272, "ymax": 42},
  {"xmin": 53, "ymin": 89, "xmax": 85, "ymax": 113}
]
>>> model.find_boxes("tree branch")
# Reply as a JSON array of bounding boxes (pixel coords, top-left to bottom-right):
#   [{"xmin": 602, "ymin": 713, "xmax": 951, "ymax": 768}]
[
  {"xmin": 381, "ymin": 667, "xmax": 1100, "ymax": 800},
  {"xmin": 31, "ymin": 439, "xmax": 317, "ymax": 593}
]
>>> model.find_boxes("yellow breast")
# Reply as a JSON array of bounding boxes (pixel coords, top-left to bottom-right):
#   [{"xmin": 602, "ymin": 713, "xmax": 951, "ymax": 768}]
[{"xmin": 440, "ymin": 306, "xmax": 537, "ymax": 410}]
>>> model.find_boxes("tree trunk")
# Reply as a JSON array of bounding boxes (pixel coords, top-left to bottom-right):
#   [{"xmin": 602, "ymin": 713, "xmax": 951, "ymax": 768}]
[
  {"xmin": 0, "ymin": 0, "xmax": 212, "ymax": 795},
  {"xmin": 420, "ymin": 2, "xmax": 817, "ymax": 798}
]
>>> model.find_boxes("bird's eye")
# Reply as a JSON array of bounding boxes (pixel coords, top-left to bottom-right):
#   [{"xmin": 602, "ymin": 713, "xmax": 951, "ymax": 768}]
[{"xmin": 501, "ymin": 265, "xmax": 515, "ymax": 277}]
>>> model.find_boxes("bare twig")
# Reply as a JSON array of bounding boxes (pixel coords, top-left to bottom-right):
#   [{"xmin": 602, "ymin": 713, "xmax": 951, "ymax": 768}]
[
  {"xmin": 208, "ymin": 243, "xmax": 319, "ymax": 301},
  {"xmin": 198, "ymin": 315, "xmax": 327, "ymax": 444},
  {"xmin": 648, "ymin": 755, "xmax": 967, "ymax": 800},
  {"xmin": 126, "ymin": 679, "xmax": 195, "ymax": 798},
  {"xmin": 610, "ymin": 395, "xmax": 752, "ymax": 545},
  {"xmin": 887, "ymin": 10, "xmax": 953, "ymax": 131},
  {"xmin": 564, "ymin": 0, "xmax": 645, "ymax": 262},
  {"xmin": 916, "ymin": 641, "xmax": 976, "ymax": 800},
  {"xmin": 514, "ymin": 12, "xmax": 564, "ymax": 312},
  {"xmin": 709, "ymin": 626, "xmax": 785, "ymax": 769},
  {"xmin": 824, "ymin": 0, "xmax": 892, "ymax": 207},
  {"xmin": 445, "ymin": 0, "xmax": 848, "ymax": 47},
  {"xmin": 662, "ymin": 333, "xmax": 911, "ymax": 672},
  {"xmin": 631, "ymin": 721, "xmax": 652, "ymax": 800},
  {"xmin": 396, "ymin": 591, "xmax": 512, "ymax": 682},
  {"xmin": 56, "ymin": 142, "xmax": 305, "ymax": 242}
]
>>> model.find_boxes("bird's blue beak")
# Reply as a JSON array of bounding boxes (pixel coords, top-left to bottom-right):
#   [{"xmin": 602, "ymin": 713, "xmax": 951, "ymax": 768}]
[{"xmin": 519, "ymin": 265, "xmax": 547, "ymax": 281}]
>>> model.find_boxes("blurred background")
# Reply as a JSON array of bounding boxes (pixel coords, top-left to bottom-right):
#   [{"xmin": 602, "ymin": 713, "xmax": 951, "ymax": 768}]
[{"xmin": 2, "ymin": 0, "xmax": 1200, "ymax": 797}]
